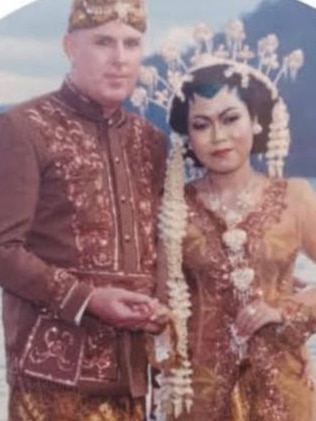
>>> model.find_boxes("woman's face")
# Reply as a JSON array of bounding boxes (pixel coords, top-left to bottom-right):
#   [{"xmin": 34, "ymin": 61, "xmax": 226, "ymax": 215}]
[{"xmin": 188, "ymin": 86, "xmax": 255, "ymax": 174}]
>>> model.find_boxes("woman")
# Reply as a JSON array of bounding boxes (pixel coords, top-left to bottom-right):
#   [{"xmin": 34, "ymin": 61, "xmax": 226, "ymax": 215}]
[{"xmin": 157, "ymin": 61, "xmax": 316, "ymax": 421}]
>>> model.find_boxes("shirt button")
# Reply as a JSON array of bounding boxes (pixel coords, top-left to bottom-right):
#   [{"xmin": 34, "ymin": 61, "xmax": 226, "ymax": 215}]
[
  {"xmin": 120, "ymin": 195, "xmax": 127, "ymax": 203},
  {"xmin": 124, "ymin": 234, "xmax": 131, "ymax": 242},
  {"xmin": 108, "ymin": 118, "xmax": 113, "ymax": 126},
  {"xmin": 114, "ymin": 156, "xmax": 120, "ymax": 164}
]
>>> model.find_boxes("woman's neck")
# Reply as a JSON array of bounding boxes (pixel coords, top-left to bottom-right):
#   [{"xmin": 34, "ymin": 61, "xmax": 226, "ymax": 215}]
[{"xmin": 207, "ymin": 163, "xmax": 256, "ymax": 195}]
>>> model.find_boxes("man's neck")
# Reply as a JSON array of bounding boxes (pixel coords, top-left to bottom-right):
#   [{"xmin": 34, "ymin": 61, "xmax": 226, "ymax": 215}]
[{"xmin": 66, "ymin": 75, "xmax": 122, "ymax": 118}]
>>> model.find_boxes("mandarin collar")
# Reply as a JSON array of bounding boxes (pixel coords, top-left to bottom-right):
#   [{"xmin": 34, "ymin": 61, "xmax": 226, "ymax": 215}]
[{"xmin": 56, "ymin": 78, "xmax": 126, "ymax": 127}]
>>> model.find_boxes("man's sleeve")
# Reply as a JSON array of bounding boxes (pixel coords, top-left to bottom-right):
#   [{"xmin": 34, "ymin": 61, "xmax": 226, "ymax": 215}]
[{"xmin": 0, "ymin": 113, "xmax": 93, "ymax": 324}]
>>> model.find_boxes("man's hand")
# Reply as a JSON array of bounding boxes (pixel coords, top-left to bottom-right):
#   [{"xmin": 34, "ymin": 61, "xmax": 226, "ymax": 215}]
[{"xmin": 87, "ymin": 286, "xmax": 168, "ymax": 330}]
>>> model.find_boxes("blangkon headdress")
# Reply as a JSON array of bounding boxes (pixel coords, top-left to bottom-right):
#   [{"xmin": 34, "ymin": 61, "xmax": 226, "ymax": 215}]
[{"xmin": 68, "ymin": 0, "xmax": 147, "ymax": 33}]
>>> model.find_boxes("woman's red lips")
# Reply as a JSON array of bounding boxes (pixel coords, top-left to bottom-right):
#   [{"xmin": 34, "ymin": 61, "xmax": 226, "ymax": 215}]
[{"xmin": 212, "ymin": 148, "xmax": 232, "ymax": 157}]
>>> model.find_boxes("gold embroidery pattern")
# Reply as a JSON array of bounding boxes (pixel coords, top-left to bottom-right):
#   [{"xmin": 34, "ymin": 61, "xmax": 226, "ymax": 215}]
[
  {"xmin": 241, "ymin": 179, "xmax": 287, "ymax": 269},
  {"xmin": 10, "ymin": 380, "xmax": 145, "ymax": 421},
  {"xmin": 49, "ymin": 269, "xmax": 78, "ymax": 308},
  {"xmin": 26, "ymin": 99, "xmax": 115, "ymax": 271},
  {"xmin": 81, "ymin": 320, "xmax": 119, "ymax": 382},
  {"xmin": 127, "ymin": 117, "xmax": 157, "ymax": 272},
  {"xmin": 28, "ymin": 326, "xmax": 74, "ymax": 371}
]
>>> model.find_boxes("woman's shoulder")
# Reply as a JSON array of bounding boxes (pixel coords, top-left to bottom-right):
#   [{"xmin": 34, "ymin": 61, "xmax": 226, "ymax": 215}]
[
  {"xmin": 282, "ymin": 177, "xmax": 316, "ymax": 215},
  {"xmin": 286, "ymin": 176, "xmax": 314, "ymax": 196},
  {"xmin": 265, "ymin": 176, "xmax": 312, "ymax": 197}
]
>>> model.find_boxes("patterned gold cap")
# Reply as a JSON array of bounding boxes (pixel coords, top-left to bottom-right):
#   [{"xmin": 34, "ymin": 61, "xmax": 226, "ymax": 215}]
[{"xmin": 68, "ymin": 0, "xmax": 147, "ymax": 33}]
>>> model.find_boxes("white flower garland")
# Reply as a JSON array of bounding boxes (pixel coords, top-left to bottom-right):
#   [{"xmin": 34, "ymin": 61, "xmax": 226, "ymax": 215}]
[
  {"xmin": 155, "ymin": 134, "xmax": 194, "ymax": 419},
  {"xmin": 207, "ymin": 176, "xmax": 259, "ymax": 360},
  {"xmin": 207, "ymin": 177, "xmax": 257, "ymax": 303}
]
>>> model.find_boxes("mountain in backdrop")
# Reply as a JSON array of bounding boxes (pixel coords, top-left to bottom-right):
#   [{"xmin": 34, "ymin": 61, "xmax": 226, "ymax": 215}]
[{"xmin": 244, "ymin": 0, "xmax": 316, "ymax": 177}]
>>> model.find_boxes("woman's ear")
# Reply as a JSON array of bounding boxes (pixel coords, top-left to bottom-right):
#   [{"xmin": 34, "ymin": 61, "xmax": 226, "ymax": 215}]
[{"xmin": 252, "ymin": 116, "xmax": 263, "ymax": 135}]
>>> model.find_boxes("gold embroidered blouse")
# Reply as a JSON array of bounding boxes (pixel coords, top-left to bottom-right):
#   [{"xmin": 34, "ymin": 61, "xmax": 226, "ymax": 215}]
[{"xmin": 176, "ymin": 177, "xmax": 316, "ymax": 421}]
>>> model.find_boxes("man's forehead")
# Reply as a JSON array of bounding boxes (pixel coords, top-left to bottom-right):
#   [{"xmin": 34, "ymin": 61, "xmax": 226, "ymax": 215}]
[{"xmin": 92, "ymin": 20, "xmax": 143, "ymax": 36}]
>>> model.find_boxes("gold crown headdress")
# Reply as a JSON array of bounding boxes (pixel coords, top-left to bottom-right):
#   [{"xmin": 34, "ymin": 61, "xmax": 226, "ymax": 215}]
[
  {"xmin": 131, "ymin": 20, "xmax": 304, "ymax": 419},
  {"xmin": 131, "ymin": 19, "xmax": 304, "ymax": 178}
]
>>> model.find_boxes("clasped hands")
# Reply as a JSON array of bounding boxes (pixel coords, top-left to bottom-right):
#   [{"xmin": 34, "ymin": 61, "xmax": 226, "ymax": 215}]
[{"xmin": 87, "ymin": 286, "xmax": 170, "ymax": 333}]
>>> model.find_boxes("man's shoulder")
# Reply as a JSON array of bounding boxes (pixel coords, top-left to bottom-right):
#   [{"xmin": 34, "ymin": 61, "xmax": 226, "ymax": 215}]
[{"xmin": 2, "ymin": 90, "xmax": 59, "ymax": 121}]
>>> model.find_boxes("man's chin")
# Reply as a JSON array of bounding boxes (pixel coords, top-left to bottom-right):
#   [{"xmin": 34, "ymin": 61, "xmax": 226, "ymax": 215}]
[{"xmin": 100, "ymin": 90, "xmax": 132, "ymax": 106}]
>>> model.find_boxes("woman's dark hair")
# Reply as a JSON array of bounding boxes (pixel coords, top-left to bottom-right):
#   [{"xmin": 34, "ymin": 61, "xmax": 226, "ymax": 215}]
[{"xmin": 168, "ymin": 63, "xmax": 277, "ymax": 156}]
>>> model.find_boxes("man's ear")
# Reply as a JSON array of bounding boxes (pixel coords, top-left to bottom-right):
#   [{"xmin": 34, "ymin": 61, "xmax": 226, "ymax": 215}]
[{"xmin": 63, "ymin": 34, "xmax": 75, "ymax": 64}]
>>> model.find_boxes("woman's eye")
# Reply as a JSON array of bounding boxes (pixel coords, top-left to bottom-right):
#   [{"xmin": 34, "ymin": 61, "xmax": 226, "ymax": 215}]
[
  {"xmin": 223, "ymin": 114, "xmax": 239, "ymax": 124},
  {"xmin": 191, "ymin": 121, "xmax": 208, "ymax": 131}
]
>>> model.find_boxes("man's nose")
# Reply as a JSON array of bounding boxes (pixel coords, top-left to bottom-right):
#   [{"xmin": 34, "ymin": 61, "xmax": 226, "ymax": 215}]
[{"xmin": 112, "ymin": 43, "xmax": 127, "ymax": 64}]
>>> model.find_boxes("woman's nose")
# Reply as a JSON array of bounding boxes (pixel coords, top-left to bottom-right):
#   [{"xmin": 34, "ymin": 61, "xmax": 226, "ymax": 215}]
[{"xmin": 213, "ymin": 123, "xmax": 227, "ymax": 143}]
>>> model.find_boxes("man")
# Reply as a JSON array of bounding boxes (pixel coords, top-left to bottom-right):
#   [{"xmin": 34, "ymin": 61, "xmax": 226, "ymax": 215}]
[{"xmin": 0, "ymin": 0, "xmax": 168, "ymax": 420}]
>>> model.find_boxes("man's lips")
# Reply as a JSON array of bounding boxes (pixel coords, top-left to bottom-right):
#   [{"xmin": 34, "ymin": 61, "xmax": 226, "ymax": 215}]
[
  {"xmin": 211, "ymin": 148, "xmax": 232, "ymax": 157},
  {"xmin": 105, "ymin": 74, "xmax": 128, "ymax": 80}
]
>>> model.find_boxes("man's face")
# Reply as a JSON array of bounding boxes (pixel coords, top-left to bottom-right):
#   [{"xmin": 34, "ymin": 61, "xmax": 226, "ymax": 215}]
[{"xmin": 64, "ymin": 20, "xmax": 144, "ymax": 112}]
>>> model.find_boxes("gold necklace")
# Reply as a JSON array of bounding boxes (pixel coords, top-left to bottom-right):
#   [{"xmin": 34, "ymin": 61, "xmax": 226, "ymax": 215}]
[
  {"xmin": 207, "ymin": 172, "xmax": 259, "ymax": 227},
  {"xmin": 206, "ymin": 172, "xmax": 261, "ymax": 363}
]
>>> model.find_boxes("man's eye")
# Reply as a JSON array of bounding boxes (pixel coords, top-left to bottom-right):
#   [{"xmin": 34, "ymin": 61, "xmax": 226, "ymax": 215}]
[
  {"xmin": 125, "ymin": 39, "xmax": 141, "ymax": 48},
  {"xmin": 95, "ymin": 38, "xmax": 112, "ymax": 46}
]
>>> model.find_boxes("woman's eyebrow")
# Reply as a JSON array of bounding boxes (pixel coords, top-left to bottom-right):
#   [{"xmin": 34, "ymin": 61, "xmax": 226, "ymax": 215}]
[{"xmin": 191, "ymin": 106, "xmax": 238, "ymax": 120}]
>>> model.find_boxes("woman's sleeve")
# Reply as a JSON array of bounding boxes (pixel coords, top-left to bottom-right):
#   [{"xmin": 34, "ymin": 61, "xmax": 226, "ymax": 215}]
[
  {"xmin": 300, "ymin": 179, "xmax": 316, "ymax": 260},
  {"xmin": 277, "ymin": 179, "xmax": 316, "ymax": 346}
]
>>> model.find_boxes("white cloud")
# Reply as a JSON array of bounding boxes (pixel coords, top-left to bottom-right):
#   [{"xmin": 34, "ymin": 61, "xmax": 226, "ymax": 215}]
[
  {"xmin": 147, "ymin": 26, "xmax": 193, "ymax": 53},
  {"xmin": 0, "ymin": 71, "xmax": 61, "ymax": 104},
  {"xmin": 0, "ymin": 36, "xmax": 62, "ymax": 64},
  {"xmin": 297, "ymin": 0, "xmax": 316, "ymax": 8},
  {"xmin": 145, "ymin": 25, "xmax": 195, "ymax": 55},
  {"xmin": 0, "ymin": 0, "xmax": 38, "ymax": 19}
]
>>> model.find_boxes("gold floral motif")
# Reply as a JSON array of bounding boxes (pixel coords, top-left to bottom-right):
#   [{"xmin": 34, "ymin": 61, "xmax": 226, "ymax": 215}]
[
  {"xmin": 127, "ymin": 117, "xmax": 157, "ymax": 271},
  {"xmin": 26, "ymin": 100, "xmax": 116, "ymax": 271}
]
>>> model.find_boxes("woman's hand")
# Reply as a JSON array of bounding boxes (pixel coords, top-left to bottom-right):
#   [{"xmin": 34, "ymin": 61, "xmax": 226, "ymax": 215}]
[
  {"xmin": 142, "ymin": 300, "xmax": 171, "ymax": 334},
  {"xmin": 235, "ymin": 299, "xmax": 282, "ymax": 340}
]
